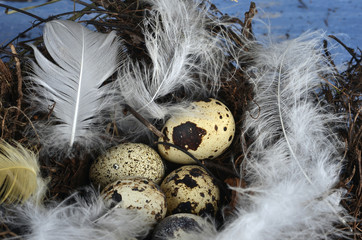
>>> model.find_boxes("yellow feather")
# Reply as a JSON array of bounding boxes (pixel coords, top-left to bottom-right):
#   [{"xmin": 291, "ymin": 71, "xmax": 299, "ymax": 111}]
[{"xmin": 0, "ymin": 140, "xmax": 40, "ymax": 204}]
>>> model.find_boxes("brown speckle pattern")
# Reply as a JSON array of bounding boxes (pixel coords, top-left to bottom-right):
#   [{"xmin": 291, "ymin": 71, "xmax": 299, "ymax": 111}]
[
  {"xmin": 160, "ymin": 165, "xmax": 219, "ymax": 216},
  {"xmin": 158, "ymin": 98, "xmax": 235, "ymax": 164},
  {"xmin": 101, "ymin": 177, "xmax": 167, "ymax": 225},
  {"xmin": 89, "ymin": 143, "xmax": 165, "ymax": 190}
]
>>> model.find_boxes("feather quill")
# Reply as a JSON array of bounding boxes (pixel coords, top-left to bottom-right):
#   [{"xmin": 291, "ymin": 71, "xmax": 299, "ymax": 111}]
[
  {"xmin": 27, "ymin": 20, "xmax": 119, "ymax": 154},
  {"xmin": 1, "ymin": 187, "xmax": 152, "ymax": 240},
  {"xmin": 211, "ymin": 32, "xmax": 349, "ymax": 240},
  {"xmin": 117, "ymin": 0, "xmax": 224, "ymax": 135},
  {"xmin": 0, "ymin": 140, "xmax": 45, "ymax": 204}
]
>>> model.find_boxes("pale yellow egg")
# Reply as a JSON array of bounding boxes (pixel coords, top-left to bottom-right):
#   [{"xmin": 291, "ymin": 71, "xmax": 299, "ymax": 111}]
[
  {"xmin": 160, "ymin": 165, "xmax": 220, "ymax": 216},
  {"xmin": 158, "ymin": 98, "xmax": 235, "ymax": 164},
  {"xmin": 90, "ymin": 143, "xmax": 165, "ymax": 190},
  {"xmin": 101, "ymin": 177, "xmax": 167, "ymax": 225}
]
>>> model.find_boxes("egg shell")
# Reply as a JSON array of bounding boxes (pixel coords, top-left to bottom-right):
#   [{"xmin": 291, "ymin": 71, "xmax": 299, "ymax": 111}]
[
  {"xmin": 101, "ymin": 177, "xmax": 167, "ymax": 225},
  {"xmin": 89, "ymin": 143, "xmax": 165, "ymax": 189},
  {"xmin": 158, "ymin": 98, "xmax": 235, "ymax": 164},
  {"xmin": 152, "ymin": 213, "xmax": 214, "ymax": 240},
  {"xmin": 160, "ymin": 165, "xmax": 219, "ymax": 216}
]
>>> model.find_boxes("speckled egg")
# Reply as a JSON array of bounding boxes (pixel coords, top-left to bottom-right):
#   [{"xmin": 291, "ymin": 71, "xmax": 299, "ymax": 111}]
[
  {"xmin": 160, "ymin": 165, "xmax": 219, "ymax": 216},
  {"xmin": 158, "ymin": 98, "xmax": 235, "ymax": 164},
  {"xmin": 152, "ymin": 213, "xmax": 214, "ymax": 240},
  {"xmin": 89, "ymin": 143, "xmax": 165, "ymax": 189},
  {"xmin": 101, "ymin": 177, "xmax": 167, "ymax": 225}
]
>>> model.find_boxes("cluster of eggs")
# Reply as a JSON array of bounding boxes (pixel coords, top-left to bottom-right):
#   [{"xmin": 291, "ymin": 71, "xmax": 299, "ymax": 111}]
[{"xmin": 89, "ymin": 98, "xmax": 235, "ymax": 238}]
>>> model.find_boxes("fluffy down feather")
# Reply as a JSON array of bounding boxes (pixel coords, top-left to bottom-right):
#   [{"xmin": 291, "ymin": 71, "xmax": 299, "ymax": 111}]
[
  {"xmin": 26, "ymin": 20, "xmax": 120, "ymax": 155},
  {"xmin": 213, "ymin": 32, "xmax": 349, "ymax": 240},
  {"xmin": 117, "ymin": 0, "xmax": 224, "ymax": 136},
  {"xmin": 0, "ymin": 187, "xmax": 152, "ymax": 240}
]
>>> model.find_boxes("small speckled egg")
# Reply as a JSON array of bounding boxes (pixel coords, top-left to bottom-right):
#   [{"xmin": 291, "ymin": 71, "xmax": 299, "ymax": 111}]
[
  {"xmin": 101, "ymin": 177, "xmax": 167, "ymax": 225},
  {"xmin": 152, "ymin": 213, "xmax": 214, "ymax": 240},
  {"xmin": 158, "ymin": 98, "xmax": 235, "ymax": 164},
  {"xmin": 89, "ymin": 143, "xmax": 165, "ymax": 189},
  {"xmin": 160, "ymin": 165, "xmax": 219, "ymax": 216}
]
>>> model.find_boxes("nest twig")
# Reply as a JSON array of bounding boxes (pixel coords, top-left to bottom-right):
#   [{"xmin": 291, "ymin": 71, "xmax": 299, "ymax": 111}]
[{"xmin": 322, "ymin": 37, "xmax": 362, "ymax": 238}]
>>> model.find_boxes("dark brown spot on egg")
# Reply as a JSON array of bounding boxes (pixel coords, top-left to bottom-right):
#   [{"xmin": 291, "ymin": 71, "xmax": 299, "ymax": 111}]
[
  {"xmin": 172, "ymin": 201, "xmax": 192, "ymax": 214},
  {"xmin": 175, "ymin": 175, "xmax": 198, "ymax": 188},
  {"xmin": 111, "ymin": 191, "xmax": 122, "ymax": 203},
  {"xmin": 226, "ymin": 113, "xmax": 229, "ymax": 117},
  {"xmin": 132, "ymin": 186, "xmax": 145, "ymax": 192},
  {"xmin": 228, "ymin": 135, "xmax": 233, "ymax": 141},
  {"xmin": 200, "ymin": 192, "xmax": 205, "ymax": 197},
  {"xmin": 224, "ymin": 127, "xmax": 227, "ymax": 131},
  {"xmin": 168, "ymin": 173, "xmax": 180, "ymax": 183},
  {"xmin": 172, "ymin": 121, "xmax": 206, "ymax": 151},
  {"xmin": 214, "ymin": 125, "xmax": 218, "ymax": 131},
  {"xmin": 219, "ymin": 115, "xmax": 223, "ymax": 119},
  {"xmin": 189, "ymin": 168, "xmax": 203, "ymax": 177},
  {"xmin": 215, "ymin": 101, "xmax": 222, "ymax": 105}
]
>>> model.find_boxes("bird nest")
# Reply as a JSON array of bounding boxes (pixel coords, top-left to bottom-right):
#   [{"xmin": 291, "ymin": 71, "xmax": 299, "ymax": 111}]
[{"xmin": 0, "ymin": 1, "xmax": 360, "ymax": 239}]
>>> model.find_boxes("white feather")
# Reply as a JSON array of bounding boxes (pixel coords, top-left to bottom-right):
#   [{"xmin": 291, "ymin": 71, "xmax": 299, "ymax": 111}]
[
  {"xmin": 117, "ymin": 0, "xmax": 224, "ymax": 135},
  {"xmin": 212, "ymin": 32, "xmax": 350, "ymax": 240},
  {"xmin": 1, "ymin": 187, "xmax": 152, "ymax": 240},
  {"xmin": 27, "ymin": 20, "xmax": 119, "ymax": 154}
]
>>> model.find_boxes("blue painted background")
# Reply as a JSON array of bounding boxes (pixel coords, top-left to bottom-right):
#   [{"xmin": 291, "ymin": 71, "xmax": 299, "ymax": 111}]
[{"xmin": 0, "ymin": 0, "xmax": 361, "ymax": 63}]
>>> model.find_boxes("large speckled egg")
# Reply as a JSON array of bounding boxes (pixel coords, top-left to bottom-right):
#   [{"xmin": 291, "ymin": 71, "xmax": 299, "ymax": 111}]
[
  {"xmin": 158, "ymin": 98, "xmax": 235, "ymax": 164},
  {"xmin": 152, "ymin": 213, "xmax": 214, "ymax": 240},
  {"xmin": 89, "ymin": 143, "xmax": 165, "ymax": 189},
  {"xmin": 160, "ymin": 165, "xmax": 219, "ymax": 216},
  {"xmin": 101, "ymin": 177, "xmax": 167, "ymax": 225}
]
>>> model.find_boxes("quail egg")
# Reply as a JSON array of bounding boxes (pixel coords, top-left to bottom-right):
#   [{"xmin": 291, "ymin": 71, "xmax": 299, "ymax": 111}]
[
  {"xmin": 158, "ymin": 98, "xmax": 235, "ymax": 164},
  {"xmin": 160, "ymin": 165, "xmax": 219, "ymax": 216},
  {"xmin": 152, "ymin": 213, "xmax": 214, "ymax": 240},
  {"xmin": 101, "ymin": 177, "xmax": 167, "ymax": 225},
  {"xmin": 90, "ymin": 143, "xmax": 165, "ymax": 189}
]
